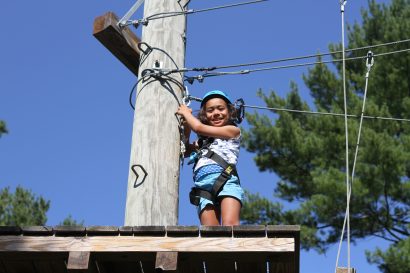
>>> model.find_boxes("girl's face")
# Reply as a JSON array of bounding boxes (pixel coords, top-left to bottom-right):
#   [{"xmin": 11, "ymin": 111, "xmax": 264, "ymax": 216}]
[{"xmin": 204, "ymin": 98, "xmax": 230, "ymax": 127}]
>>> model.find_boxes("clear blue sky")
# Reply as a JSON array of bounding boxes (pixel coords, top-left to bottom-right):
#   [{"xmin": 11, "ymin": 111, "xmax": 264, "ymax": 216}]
[{"xmin": 0, "ymin": 1, "xmax": 391, "ymax": 272}]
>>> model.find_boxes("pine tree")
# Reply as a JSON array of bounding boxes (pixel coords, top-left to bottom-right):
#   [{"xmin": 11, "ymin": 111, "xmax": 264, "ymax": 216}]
[{"xmin": 241, "ymin": 1, "xmax": 410, "ymax": 271}]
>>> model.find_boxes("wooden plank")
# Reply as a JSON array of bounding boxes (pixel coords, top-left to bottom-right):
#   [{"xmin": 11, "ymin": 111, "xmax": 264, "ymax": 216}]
[
  {"xmin": 0, "ymin": 236, "xmax": 294, "ymax": 252},
  {"xmin": 266, "ymin": 225, "xmax": 300, "ymax": 237},
  {"xmin": 0, "ymin": 227, "xmax": 21, "ymax": 235},
  {"xmin": 67, "ymin": 251, "xmax": 90, "ymax": 271},
  {"xmin": 233, "ymin": 225, "xmax": 266, "ymax": 237},
  {"xmin": 155, "ymin": 252, "xmax": 178, "ymax": 272},
  {"xmin": 336, "ymin": 268, "xmax": 357, "ymax": 273},
  {"xmin": 200, "ymin": 226, "xmax": 232, "ymax": 237},
  {"xmin": 133, "ymin": 226, "xmax": 166, "ymax": 236},
  {"xmin": 267, "ymin": 225, "xmax": 300, "ymax": 273},
  {"xmin": 119, "ymin": 226, "xmax": 133, "ymax": 236},
  {"xmin": 166, "ymin": 226, "xmax": 199, "ymax": 237},
  {"xmin": 93, "ymin": 12, "xmax": 141, "ymax": 76},
  {"xmin": 86, "ymin": 226, "xmax": 119, "ymax": 236},
  {"xmin": 54, "ymin": 226, "xmax": 86, "ymax": 237},
  {"xmin": 22, "ymin": 226, "xmax": 53, "ymax": 236}
]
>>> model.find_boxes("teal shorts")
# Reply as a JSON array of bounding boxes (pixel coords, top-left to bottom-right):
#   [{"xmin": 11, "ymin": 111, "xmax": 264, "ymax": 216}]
[{"xmin": 194, "ymin": 170, "xmax": 244, "ymax": 215}]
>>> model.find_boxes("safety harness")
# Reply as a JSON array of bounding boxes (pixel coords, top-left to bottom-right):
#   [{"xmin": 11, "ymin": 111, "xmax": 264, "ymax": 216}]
[{"xmin": 189, "ymin": 138, "xmax": 239, "ymax": 206}]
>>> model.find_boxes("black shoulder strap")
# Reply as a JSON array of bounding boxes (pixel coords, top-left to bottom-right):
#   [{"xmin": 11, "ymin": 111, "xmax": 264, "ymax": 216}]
[{"xmin": 189, "ymin": 147, "xmax": 239, "ymax": 206}]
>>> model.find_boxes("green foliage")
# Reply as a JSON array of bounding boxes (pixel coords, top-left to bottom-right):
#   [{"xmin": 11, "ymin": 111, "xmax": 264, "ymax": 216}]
[
  {"xmin": 366, "ymin": 236, "xmax": 410, "ymax": 273},
  {"xmin": 0, "ymin": 186, "xmax": 50, "ymax": 226},
  {"xmin": 242, "ymin": 0, "xmax": 410, "ymax": 270},
  {"xmin": 59, "ymin": 214, "xmax": 84, "ymax": 227},
  {"xmin": 0, "ymin": 120, "xmax": 7, "ymax": 137}
]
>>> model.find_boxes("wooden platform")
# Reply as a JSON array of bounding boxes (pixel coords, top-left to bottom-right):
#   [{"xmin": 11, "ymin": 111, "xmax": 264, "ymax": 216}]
[{"xmin": 0, "ymin": 225, "xmax": 300, "ymax": 273}]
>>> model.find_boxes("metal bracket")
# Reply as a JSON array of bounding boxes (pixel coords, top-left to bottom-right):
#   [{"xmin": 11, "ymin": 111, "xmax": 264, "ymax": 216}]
[{"xmin": 118, "ymin": 0, "xmax": 145, "ymax": 28}]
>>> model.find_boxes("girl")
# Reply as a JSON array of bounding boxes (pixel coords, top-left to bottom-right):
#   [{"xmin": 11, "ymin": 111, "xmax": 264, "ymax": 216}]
[{"xmin": 176, "ymin": 90, "xmax": 244, "ymax": 226}]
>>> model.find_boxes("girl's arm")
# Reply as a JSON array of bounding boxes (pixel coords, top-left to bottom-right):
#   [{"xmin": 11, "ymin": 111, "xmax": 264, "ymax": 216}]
[{"xmin": 176, "ymin": 105, "xmax": 240, "ymax": 139}]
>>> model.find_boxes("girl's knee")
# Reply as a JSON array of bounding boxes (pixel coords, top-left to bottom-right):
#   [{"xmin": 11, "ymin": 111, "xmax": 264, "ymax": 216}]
[{"xmin": 222, "ymin": 218, "xmax": 240, "ymax": 226}]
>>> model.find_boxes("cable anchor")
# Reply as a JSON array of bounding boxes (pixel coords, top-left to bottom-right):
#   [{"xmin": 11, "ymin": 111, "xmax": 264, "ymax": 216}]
[
  {"xmin": 234, "ymin": 98, "xmax": 246, "ymax": 124},
  {"xmin": 366, "ymin": 51, "xmax": 374, "ymax": 68},
  {"xmin": 138, "ymin": 42, "xmax": 153, "ymax": 56},
  {"xmin": 130, "ymin": 18, "xmax": 149, "ymax": 29}
]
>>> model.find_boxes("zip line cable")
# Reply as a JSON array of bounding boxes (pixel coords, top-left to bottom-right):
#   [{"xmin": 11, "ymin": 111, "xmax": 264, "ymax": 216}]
[
  {"xmin": 186, "ymin": 92, "xmax": 410, "ymax": 122},
  {"xmin": 336, "ymin": 1, "xmax": 351, "ymax": 272},
  {"xmin": 183, "ymin": 48, "xmax": 410, "ymax": 83},
  {"xmin": 175, "ymin": 38, "xmax": 410, "ymax": 73},
  {"xmin": 337, "ymin": 51, "xmax": 374, "ymax": 273},
  {"xmin": 241, "ymin": 104, "xmax": 410, "ymax": 122},
  {"xmin": 120, "ymin": 0, "xmax": 268, "ymax": 28}
]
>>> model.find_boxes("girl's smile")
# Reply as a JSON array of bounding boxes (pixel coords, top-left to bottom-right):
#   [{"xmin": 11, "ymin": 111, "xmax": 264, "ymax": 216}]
[{"xmin": 205, "ymin": 98, "xmax": 230, "ymax": 127}]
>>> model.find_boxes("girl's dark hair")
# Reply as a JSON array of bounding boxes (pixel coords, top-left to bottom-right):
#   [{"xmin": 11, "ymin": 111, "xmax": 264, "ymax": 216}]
[{"xmin": 197, "ymin": 102, "xmax": 238, "ymax": 126}]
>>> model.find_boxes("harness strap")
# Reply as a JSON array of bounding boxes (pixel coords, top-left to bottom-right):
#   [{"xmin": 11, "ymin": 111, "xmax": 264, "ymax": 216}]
[{"xmin": 189, "ymin": 148, "xmax": 239, "ymax": 206}]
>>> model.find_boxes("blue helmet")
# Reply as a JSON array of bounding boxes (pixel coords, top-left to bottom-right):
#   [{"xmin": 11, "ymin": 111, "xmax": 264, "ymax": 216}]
[{"xmin": 200, "ymin": 90, "xmax": 232, "ymax": 107}]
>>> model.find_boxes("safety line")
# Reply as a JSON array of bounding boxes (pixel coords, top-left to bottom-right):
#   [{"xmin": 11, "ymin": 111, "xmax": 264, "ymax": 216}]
[
  {"xmin": 334, "ymin": 1, "xmax": 351, "ymax": 272},
  {"xmin": 121, "ymin": 0, "xmax": 268, "ymax": 27},
  {"xmin": 182, "ymin": 48, "xmax": 410, "ymax": 83},
  {"xmin": 176, "ymin": 38, "xmax": 410, "ymax": 73},
  {"xmin": 242, "ymin": 104, "xmax": 410, "ymax": 122}
]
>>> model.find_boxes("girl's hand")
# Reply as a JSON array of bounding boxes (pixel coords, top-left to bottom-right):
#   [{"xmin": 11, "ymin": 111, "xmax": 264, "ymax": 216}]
[{"xmin": 176, "ymin": 104, "xmax": 192, "ymax": 118}]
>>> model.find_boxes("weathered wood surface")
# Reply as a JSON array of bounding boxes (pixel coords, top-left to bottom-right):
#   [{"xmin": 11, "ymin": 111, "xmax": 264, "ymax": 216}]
[
  {"xmin": 67, "ymin": 251, "xmax": 91, "ymax": 270},
  {"xmin": 155, "ymin": 251, "xmax": 178, "ymax": 272},
  {"xmin": 124, "ymin": 0, "xmax": 188, "ymax": 226},
  {"xmin": 336, "ymin": 267, "xmax": 357, "ymax": 273},
  {"xmin": 0, "ymin": 236, "xmax": 294, "ymax": 252},
  {"xmin": 0, "ymin": 225, "xmax": 300, "ymax": 272},
  {"xmin": 93, "ymin": 11, "xmax": 141, "ymax": 76},
  {"xmin": 0, "ymin": 225, "xmax": 299, "ymax": 237}
]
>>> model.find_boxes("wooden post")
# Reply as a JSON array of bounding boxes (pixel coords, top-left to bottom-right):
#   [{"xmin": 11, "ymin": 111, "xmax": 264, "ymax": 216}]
[{"xmin": 124, "ymin": 0, "xmax": 188, "ymax": 225}]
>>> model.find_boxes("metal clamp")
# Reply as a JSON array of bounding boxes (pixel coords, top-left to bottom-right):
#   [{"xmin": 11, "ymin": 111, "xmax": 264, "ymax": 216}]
[
  {"xmin": 366, "ymin": 51, "xmax": 374, "ymax": 68},
  {"xmin": 118, "ymin": 0, "xmax": 145, "ymax": 28}
]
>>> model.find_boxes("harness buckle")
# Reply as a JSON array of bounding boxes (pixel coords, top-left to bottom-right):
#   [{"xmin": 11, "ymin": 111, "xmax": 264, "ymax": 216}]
[{"xmin": 224, "ymin": 165, "xmax": 233, "ymax": 175}]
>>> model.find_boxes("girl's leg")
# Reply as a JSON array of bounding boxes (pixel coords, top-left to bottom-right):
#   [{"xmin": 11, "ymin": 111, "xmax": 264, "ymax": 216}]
[
  {"xmin": 199, "ymin": 205, "xmax": 220, "ymax": 225},
  {"xmin": 220, "ymin": 197, "xmax": 241, "ymax": 226}
]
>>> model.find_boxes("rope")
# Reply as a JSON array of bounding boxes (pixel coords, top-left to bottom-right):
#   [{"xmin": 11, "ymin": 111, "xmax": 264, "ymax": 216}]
[
  {"xmin": 122, "ymin": 0, "xmax": 268, "ymax": 27},
  {"xmin": 176, "ymin": 38, "xmax": 410, "ymax": 73}
]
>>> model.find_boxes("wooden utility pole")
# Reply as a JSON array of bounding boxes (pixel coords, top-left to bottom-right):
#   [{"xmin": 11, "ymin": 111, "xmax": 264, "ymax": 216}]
[{"xmin": 124, "ymin": 0, "xmax": 188, "ymax": 225}]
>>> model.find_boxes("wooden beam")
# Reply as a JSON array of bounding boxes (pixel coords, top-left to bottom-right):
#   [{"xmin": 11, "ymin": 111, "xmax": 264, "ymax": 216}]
[
  {"xmin": 336, "ymin": 267, "xmax": 357, "ymax": 273},
  {"xmin": 93, "ymin": 12, "xmax": 141, "ymax": 76},
  {"xmin": 155, "ymin": 252, "xmax": 178, "ymax": 272},
  {"xmin": 67, "ymin": 251, "xmax": 90, "ymax": 271},
  {"xmin": 0, "ymin": 236, "xmax": 294, "ymax": 253},
  {"xmin": 124, "ymin": 0, "xmax": 188, "ymax": 226}
]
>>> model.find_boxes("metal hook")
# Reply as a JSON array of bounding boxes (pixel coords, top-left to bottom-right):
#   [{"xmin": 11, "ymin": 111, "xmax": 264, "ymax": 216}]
[
  {"xmin": 138, "ymin": 42, "xmax": 153, "ymax": 55},
  {"xmin": 366, "ymin": 51, "xmax": 374, "ymax": 68}
]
